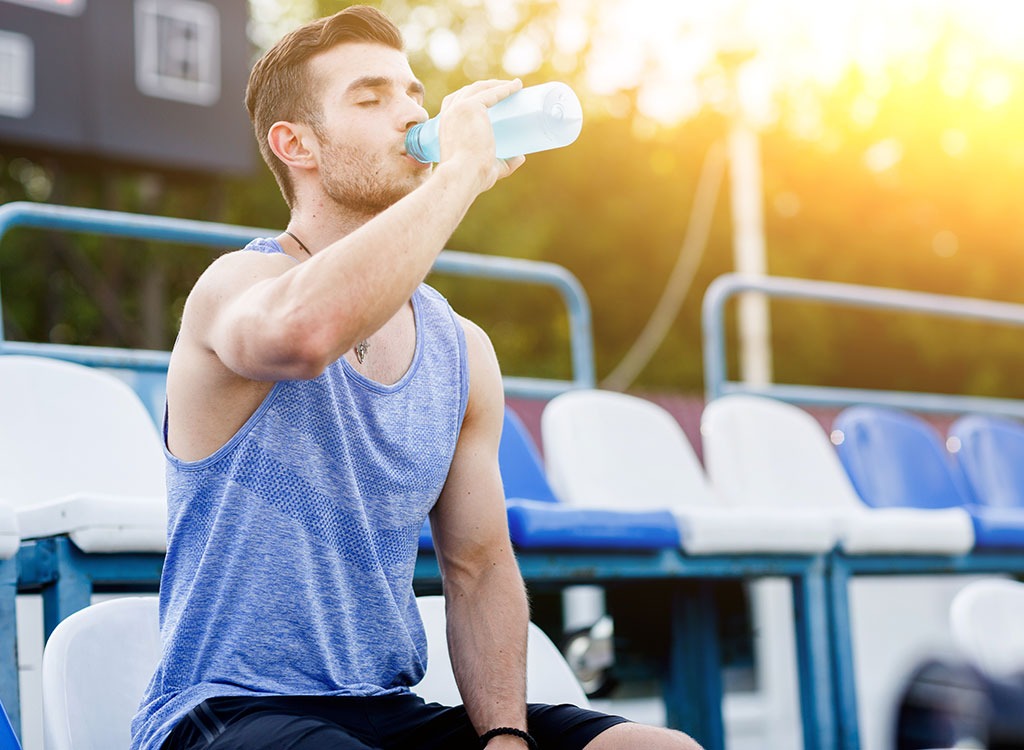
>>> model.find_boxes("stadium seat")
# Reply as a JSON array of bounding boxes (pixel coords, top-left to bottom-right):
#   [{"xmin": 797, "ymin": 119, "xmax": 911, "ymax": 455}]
[
  {"xmin": 41, "ymin": 597, "xmax": 160, "ymax": 750},
  {"xmin": 0, "ymin": 356, "xmax": 166, "ymax": 554},
  {"xmin": 949, "ymin": 578, "xmax": 1024, "ymax": 679},
  {"xmin": 415, "ymin": 595, "xmax": 590, "ymax": 707},
  {"xmin": 948, "ymin": 414, "xmax": 1024, "ymax": 509},
  {"xmin": 503, "ymin": 401, "xmax": 684, "ymax": 550},
  {"xmin": 420, "ymin": 404, "xmax": 565, "ymax": 550},
  {"xmin": 702, "ymin": 395, "xmax": 974, "ymax": 555},
  {"xmin": 499, "ymin": 406, "xmax": 558, "ymax": 505},
  {"xmin": 834, "ymin": 405, "xmax": 1024, "ymax": 549},
  {"xmin": 541, "ymin": 390, "xmax": 836, "ymax": 555},
  {"xmin": 41, "ymin": 595, "xmax": 587, "ymax": 749}
]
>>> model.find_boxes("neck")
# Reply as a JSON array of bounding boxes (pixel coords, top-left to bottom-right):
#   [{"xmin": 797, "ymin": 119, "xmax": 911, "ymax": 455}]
[{"xmin": 289, "ymin": 201, "xmax": 378, "ymax": 255}]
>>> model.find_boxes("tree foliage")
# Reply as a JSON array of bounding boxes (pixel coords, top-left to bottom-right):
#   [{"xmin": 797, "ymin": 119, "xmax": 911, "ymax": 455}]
[{"xmin": 2, "ymin": 0, "xmax": 1024, "ymax": 400}]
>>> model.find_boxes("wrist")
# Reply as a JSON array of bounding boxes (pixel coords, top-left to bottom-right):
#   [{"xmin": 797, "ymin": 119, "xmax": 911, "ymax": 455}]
[
  {"xmin": 478, "ymin": 727, "xmax": 538, "ymax": 750},
  {"xmin": 484, "ymin": 737, "xmax": 530, "ymax": 748},
  {"xmin": 433, "ymin": 154, "xmax": 498, "ymax": 198}
]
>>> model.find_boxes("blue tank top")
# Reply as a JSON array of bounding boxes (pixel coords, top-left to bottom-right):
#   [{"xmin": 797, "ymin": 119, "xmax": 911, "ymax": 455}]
[{"xmin": 131, "ymin": 238, "xmax": 470, "ymax": 750}]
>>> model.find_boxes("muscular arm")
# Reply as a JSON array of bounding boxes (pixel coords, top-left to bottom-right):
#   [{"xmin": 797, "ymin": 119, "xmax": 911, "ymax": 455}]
[
  {"xmin": 430, "ymin": 320, "xmax": 531, "ymax": 747},
  {"xmin": 191, "ymin": 79, "xmax": 525, "ymax": 383}
]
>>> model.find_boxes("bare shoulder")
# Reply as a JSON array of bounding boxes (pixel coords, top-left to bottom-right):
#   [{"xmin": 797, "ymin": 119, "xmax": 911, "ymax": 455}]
[
  {"xmin": 456, "ymin": 315, "xmax": 501, "ymax": 385},
  {"xmin": 181, "ymin": 248, "xmax": 295, "ymax": 335},
  {"xmin": 172, "ymin": 248, "xmax": 296, "ymax": 386}
]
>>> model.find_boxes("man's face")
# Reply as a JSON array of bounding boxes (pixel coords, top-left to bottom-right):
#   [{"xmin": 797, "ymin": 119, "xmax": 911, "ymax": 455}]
[{"xmin": 306, "ymin": 42, "xmax": 431, "ymax": 215}]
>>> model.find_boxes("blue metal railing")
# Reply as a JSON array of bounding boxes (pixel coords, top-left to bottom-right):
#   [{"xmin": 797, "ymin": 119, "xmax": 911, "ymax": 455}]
[
  {"xmin": 0, "ymin": 201, "xmax": 595, "ymax": 410},
  {"xmin": 702, "ymin": 272, "xmax": 1024, "ymax": 417}
]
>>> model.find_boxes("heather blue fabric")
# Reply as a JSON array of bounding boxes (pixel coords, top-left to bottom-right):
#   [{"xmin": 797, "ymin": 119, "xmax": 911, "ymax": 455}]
[{"xmin": 132, "ymin": 238, "xmax": 469, "ymax": 750}]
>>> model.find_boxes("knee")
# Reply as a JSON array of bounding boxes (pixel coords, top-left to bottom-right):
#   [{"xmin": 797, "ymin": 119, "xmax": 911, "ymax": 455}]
[
  {"xmin": 584, "ymin": 723, "xmax": 703, "ymax": 750},
  {"xmin": 675, "ymin": 730, "xmax": 704, "ymax": 750},
  {"xmin": 666, "ymin": 728, "xmax": 704, "ymax": 750}
]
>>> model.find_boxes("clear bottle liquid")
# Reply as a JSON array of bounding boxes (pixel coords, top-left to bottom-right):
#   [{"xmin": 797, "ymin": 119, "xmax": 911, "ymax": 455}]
[{"xmin": 406, "ymin": 82, "xmax": 583, "ymax": 164}]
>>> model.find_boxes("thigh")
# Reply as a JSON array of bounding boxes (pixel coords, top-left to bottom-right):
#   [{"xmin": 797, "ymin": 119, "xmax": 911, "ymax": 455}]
[
  {"xmin": 377, "ymin": 696, "xmax": 478, "ymax": 750},
  {"xmin": 381, "ymin": 697, "xmax": 630, "ymax": 750},
  {"xmin": 162, "ymin": 697, "xmax": 378, "ymax": 750},
  {"xmin": 526, "ymin": 703, "xmax": 631, "ymax": 750},
  {"xmin": 207, "ymin": 712, "xmax": 374, "ymax": 750}
]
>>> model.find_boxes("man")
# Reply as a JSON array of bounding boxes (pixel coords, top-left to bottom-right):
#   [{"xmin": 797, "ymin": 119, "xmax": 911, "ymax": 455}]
[{"xmin": 131, "ymin": 6, "xmax": 701, "ymax": 750}]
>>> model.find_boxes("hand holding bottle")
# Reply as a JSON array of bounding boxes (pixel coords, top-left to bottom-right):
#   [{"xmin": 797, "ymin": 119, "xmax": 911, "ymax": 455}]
[
  {"xmin": 426, "ymin": 79, "xmax": 527, "ymax": 191},
  {"xmin": 408, "ymin": 81, "xmax": 583, "ymax": 164}
]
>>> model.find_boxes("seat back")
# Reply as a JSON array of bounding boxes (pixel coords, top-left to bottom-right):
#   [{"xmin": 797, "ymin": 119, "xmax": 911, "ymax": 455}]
[
  {"xmin": 949, "ymin": 414, "xmax": 1024, "ymax": 509},
  {"xmin": 950, "ymin": 579, "xmax": 1024, "ymax": 679},
  {"xmin": 42, "ymin": 597, "xmax": 161, "ymax": 750},
  {"xmin": 541, "ymin": 389, "xmax": 715, "ymax": 511},
  {"xmin": 42, "ymin": 596, "xmax": 588, "ymax": 749},
  {"xmin": 499, "ymin": 406, "xmax": 558, "ymax": 503},
  {"xmin": 415, "ymin": 596, "xmax": 589, "ymax": 707},
  {"xmin": 700, "ymin": 394, "xmax": 865, "ymax": 511},
  {"xmin": 0, "ymin": 356, "xmax": 164, "ymax": 507},
  {"xmin": 833, "ymin": 406, "xmax": 972, "ymax": 510}
]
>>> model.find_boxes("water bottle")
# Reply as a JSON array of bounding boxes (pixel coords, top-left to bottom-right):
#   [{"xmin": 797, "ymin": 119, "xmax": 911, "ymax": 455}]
[{"xmin": 406, "ymin": 81, "xmax": 583, "ymax": 163}]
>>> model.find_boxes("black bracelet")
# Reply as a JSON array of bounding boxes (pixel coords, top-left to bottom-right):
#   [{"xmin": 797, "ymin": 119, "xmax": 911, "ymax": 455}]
[{"xmin": 478, "ymin": 726, "xmax": 539, "ymax": 750}]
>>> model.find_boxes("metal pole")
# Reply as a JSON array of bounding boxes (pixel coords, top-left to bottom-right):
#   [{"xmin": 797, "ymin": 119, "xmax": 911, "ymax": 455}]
[{"xmin": 727, "ymin": 120, "xmax": 773, "ymax": 387}]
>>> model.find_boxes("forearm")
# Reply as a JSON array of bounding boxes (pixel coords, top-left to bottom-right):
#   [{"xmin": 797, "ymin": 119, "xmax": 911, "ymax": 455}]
[
  {"xmin": 444, "ymin": 551, "xmax": 530, "ymax": 737},
  {"xmin": 265, "ymin": 161, "xmax": 482, "ymax": 361}
]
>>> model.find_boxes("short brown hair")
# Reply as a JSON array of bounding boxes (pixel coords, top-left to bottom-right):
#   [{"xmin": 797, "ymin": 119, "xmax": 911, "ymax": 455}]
[{"xmin": 245, "ymin": 6, "xmax": 404, "ymax": 208}]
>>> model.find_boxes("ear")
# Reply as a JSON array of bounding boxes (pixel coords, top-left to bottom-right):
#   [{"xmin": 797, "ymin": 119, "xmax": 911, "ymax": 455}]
[{"xmin": 267, "ymin": 121, "xmax": 318, "ymax": 172}]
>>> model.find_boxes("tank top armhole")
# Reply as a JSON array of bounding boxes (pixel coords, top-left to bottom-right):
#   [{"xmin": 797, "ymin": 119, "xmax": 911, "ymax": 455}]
[{"xmin": 164, "ymin": 382, "xmax": 285, "ymax": 469}]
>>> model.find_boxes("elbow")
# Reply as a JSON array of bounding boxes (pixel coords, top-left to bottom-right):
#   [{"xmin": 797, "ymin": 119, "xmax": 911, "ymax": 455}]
[
  {"xmin": 280, "ymin": 341, "xmax": 332, "ymax": 380},
  {"xmin": 276, "ymin": 323, "xmax": 336, "ymax": 380},
  {"xmin": 257, "ymin": 306, "xmax": 343, "ymax": 380}
]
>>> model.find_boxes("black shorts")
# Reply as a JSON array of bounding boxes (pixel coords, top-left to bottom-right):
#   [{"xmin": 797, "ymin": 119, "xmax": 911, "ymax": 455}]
[{"xmin": 162, "ymin": 692, "xmax": 630, "ymax": 750}]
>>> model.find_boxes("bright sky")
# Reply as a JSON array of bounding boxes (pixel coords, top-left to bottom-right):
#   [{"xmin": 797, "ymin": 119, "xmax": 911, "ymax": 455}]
[
  {"xmin": 250, "ymin": 0, "xmax": 1024, "ymax": 131},
  {"xmin": 548, "ymin": 0, "xmax": 1024, "ymax": 127}
]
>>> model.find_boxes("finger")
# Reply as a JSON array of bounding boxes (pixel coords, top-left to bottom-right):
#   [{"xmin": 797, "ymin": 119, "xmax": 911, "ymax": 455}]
[
  {"xmin": 442, "ymin": 78, "xmax": 521, "ymax": 109},
  {"xmin": 474, "ymin": 78, "xmax": 523, "ymax": 108},
  {"xmin": 499, "ymin": 154, "xmax": 527, "ymax": 178}
]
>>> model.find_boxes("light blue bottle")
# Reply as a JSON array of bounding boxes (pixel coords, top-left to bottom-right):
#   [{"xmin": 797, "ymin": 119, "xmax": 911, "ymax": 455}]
[{"xmin": 406, "ymin": 82, "xmax": 583, "ymax": 164}]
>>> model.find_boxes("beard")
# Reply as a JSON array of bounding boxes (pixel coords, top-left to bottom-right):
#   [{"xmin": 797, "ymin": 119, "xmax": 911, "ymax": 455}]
[{"xmin": 318, "ymin": 138, "xmax": 427, "ymax": 217}]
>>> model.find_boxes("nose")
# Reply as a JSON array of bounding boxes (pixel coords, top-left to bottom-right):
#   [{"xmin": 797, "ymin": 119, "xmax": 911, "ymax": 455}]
[{"xmin": 403, "ymin": 100, "xmax": 429, "ymax": 132}]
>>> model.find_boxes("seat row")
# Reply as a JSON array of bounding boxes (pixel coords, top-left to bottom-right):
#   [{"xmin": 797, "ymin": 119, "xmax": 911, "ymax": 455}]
[
  {"xmin": 489, "ymin": 390, "xmax": 1024, "ymax": 557},
  {"xmin": 5, "ymin": 352, "xmax": 1022, "ymax": 578}
]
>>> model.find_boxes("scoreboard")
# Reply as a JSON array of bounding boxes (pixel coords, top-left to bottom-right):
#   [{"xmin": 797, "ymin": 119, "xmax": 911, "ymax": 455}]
[{"xmin": 0, "ymin": 0, "xmax": 254, "ymax": 174}]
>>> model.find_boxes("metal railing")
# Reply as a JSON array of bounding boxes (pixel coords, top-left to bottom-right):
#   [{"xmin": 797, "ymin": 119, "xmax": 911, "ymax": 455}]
[
  {"xmin": 702, "ymin": 272, "xmax": 1024, "ymax": 417},
  {"xmin": 0, "ymin": 201, "xmax": 595, "ymax": 413}
]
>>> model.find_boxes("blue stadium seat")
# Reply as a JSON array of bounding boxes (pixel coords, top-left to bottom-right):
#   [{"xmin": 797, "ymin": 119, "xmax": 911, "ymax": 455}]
[
  {"xmin": 501, "ymin": 404, "xmax": 681, "ymax": 549},
  {"xmin": 419, "ymin": 405, "xmax": 557, "ymax": 549},
  {"xmin": 505, "ymin": 498, "xmax": 680, "ymax": 550},
  {"xmin": 420, "ymin": 405, "xmax": 679, "ymax": 550},
  {"xmin": 0, "ymin": 696, "xmax": 19, "ymax": 750},
  {"xmin": 423, "ymin": 404, "xmax": 681, "ymax": 551},
  {"xmin": 498, "ymin": 406, "xmax": 559, "ymax": 505},
  {"xmin": 834, "ymin": 406, "xmax": 1024, "ymax": 549},
  {"xmin": 949, "ymin": 414, "xmax": 1024, "ymax": 509}
]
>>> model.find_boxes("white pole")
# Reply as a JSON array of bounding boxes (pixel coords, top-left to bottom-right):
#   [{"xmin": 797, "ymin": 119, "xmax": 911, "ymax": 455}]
[{"xmin": 728, "ymin": 118, "xmax": 773, "ymax": 386}]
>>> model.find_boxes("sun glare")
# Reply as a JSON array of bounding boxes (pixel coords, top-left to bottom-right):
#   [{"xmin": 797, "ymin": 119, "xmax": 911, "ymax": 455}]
[{"xmin": 548, "ymin": 0, "xmax": 1024, "ymax": 130}]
